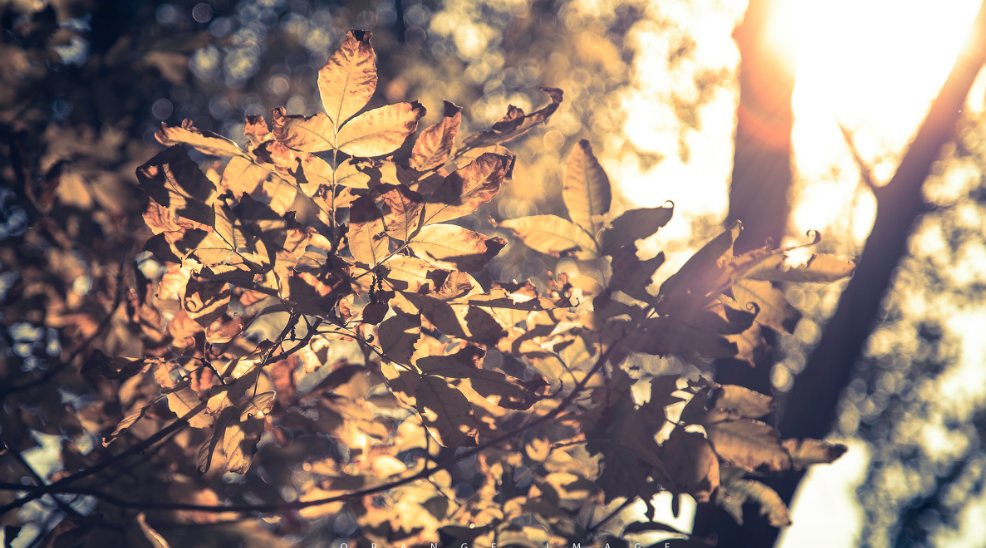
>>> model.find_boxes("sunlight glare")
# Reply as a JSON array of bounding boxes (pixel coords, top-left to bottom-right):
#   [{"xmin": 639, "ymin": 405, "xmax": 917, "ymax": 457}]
[{"xmin": 784, "ymin": 0, "xmax": 983, "ymax": 247}]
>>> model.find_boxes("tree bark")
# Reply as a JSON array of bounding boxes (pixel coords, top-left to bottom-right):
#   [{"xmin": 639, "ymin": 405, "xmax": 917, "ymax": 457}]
[{"xmin": 711, "ymin": 1, "xmax": 986, "ymax": 547}]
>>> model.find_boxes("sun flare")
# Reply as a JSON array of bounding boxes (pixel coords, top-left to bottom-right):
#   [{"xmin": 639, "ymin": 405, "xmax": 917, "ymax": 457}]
[{"xmin": 781, "ymin": 0, "xmax": 985, "ymax": 246}]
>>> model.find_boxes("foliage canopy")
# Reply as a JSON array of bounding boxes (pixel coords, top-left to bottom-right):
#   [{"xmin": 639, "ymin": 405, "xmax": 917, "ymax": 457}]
[{"xmin": 2, "ymin": 29, "xmax": 856, "ymax": 547}]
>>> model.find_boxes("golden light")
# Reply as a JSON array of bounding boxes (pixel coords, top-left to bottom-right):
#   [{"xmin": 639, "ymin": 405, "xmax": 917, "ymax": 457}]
[{"xmin": 781, "ymin": 0, "xmax": 985, "ymax": 247}]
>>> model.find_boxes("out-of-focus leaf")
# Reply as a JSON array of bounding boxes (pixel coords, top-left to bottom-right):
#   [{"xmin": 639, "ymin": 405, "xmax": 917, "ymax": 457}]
[
  {"xmin": 137, "ymin": 513, "xmax": 171, "ymax": 548},
  {"xmin": 414, "ymin": 376, "xmax": 479, "ymax": 447},
  {"xmin": 411, "ymin": 101, "xmax": 462, "ymax": 171},
  {"xmin": 499, "ymin": 214, "xmax": 598, "ymax": 260},
  {"xmin": 562, "ymin": 139, "xmax": 611, "ymax": 235},
  {"xmin": 270, "ymin": 109, "xmax": 334, "ymax": 152},
  {"xmin": 196, "ymin": 406, "xmax": 237, "ymax": 475},
  {"xmin": 601, "ymin": 205, "xmax": 674, "ymax": 255},
  {"xmin": 167, "ymin": 387, "xmax": 213, "ymax": 429},
  {"xmin": 402, "ymin": 294, "xmax": 506, "ymax": 344},
  {"xmin": 423, "ymin": 153, "xmax": 510, "ymax": 225},
  {"xmin": 103, "ymin": 404, "xmax": 151, "ymax": 446},
  {"xmin": 718, "ymin": 479, "xmax": 791, "ymax": 527},
  {"xmin": 318, "ymin": 29, "xmax": 377, "ymax": 131},
  {"xmin": 348, "ymin": 194, "xmax": 390, "ymax": 266},
  {"xmin": 223, "ymin": 416, "xmax": 264, "ymax": 474},
  {"xmin": 732, "ymin": 279, "xmax": 800, "ymax": 334},
  {"xmin": 782, "ymin": 438, "xmax": 848, "ymax": 469},
  {"xmin": 416, "ymin": 346, "xmax": 543, "ymax": 409},
  {"xmin": 156, "ymin": 120, "xmax": 246, "ymax": 158},
  {"xmin": 377, "ymin": 312, "xmax": 421, "ymax": 365},
  {"xmin": 337, "ymin": 102, "xmax": 425, "ymax": 157},
  {"xmin": 409, "ymin": 224, "xmax": 506, "ymax": 272},
  {"xmin": 462, "ymin": 87, "xmax": 563, "ymax": 148},
  {"xmin": 713, "ymin": 384, "xmax": 776, "ymax": 419},
  {"xmin": 744, "ymin": 253, "xmax": 856, "ymax": 283},
  {"xmin": 704, "ymin": 419, "xmax": 790, "ymax": 472},
  {"xmin": 660, "ymin": 429, "xmax": 719, "ymax": 502}
]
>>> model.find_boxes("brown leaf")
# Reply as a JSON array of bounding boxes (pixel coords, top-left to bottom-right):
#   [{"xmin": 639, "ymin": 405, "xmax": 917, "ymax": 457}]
[
  {"xmin": 414, "ymin": 376, "xmax": 479, "ymax": 447},
  {"xmin": 718, "ymin": 479, "xmax": 791, "ymax": 527},
  {"xmin": 744, "ymin": 253, "xmax": 856, "ymax": 283},
  {"xmin": 270, "ymin": 109, "xmax": 334, "ymax": 153},
  {"xmin": 601, "ymin": 205, "xmax": 674, "ymax": 255},
  {"xmin": 705, "ymin": 419, "xmax": 791, "ymax": 472},
  {"xmin": 103, "ymin": 404, "xmax": 151, "ymax": 446},
  {"xmin": 380, "ymin": 256, "xmax": 450, "ymax": 294},
  {"xmin": 348, "ymin": 194, "xmax": 391, "ymax": 265},
  {"xmin": 410, "ymin": 101, "xmax": 462, "ymax": 171},
  {"xmin": 563, "ymin": 140, "xmax": 611, "ymax": 236},
  {"xmin": 337, "ymin": 101, "xmax": 425, "ymax": 157},
  {"xmin": 136, "ymin": 146, "xmax": 217, "ymax": 230},
  {"xmin": 660, "ymin": 429, "xmax": 719, "ymax": 502},
  {"xmin": 423, "ymin": 153, "xmax": 510, "ymax": 225},
  {"xmin": 182, "ymin": 279, "xmax": 231, "ymax": 327},
  {"xmin": 408, "ymin": 224, "xmax": 506, "ymax": 272},
  {"xmin": 462, "ymin": 87, "xmax": 564, "ymax": 148},
  {"xmin": 377, "ymin": 312, "xmax": 421, "ymax": 365},
  {"xmin": 167, "ymin": 387, "xmax": 213, "ymax": 429},
  {"xmin": 374, "ymin": 183, "xmax": 423, "ymax": 242},
  {"xmin": 318, "ymin": 29, "xmax": 377, "ymax": 130},
  {"xmin": 657, "ymin": 221, "xmax": 742, "ymax": 315},
  {"xmin": 607, "ymin": 246, "xmax": 664, "ymax": 303},
  {"xmin": 223, "ymin": 416, "xmax": 264, "ymax": 474},
  {"xmin": 782, "ymin": 438, "xmax": 848, "ymax": 469},
  {"xmin": 732, "ymin": 279, "xmax": 800, "ymax": 334},
  {"xmin": 499, "ymin": 214, "xmax": 598, "ymax": 260},
  {"xmin": 155, "ymin": 120, "xmax": 245, "ymax": 158}
]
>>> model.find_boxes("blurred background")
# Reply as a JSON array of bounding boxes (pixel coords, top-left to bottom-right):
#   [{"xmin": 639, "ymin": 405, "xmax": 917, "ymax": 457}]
[{"xmin": 2, "ymin": 0, "xmax": 986, "ymax": 546}]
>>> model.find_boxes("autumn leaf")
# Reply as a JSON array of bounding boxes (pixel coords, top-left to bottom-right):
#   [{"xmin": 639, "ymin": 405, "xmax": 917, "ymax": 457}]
[
  {"xmin": 413, "ymin": 376, "xmax": 479, "ymax": 447},
  {"xmin": 743, "ymin": 252, "xmax": 856, "ymax": 283},
  {"xmin": 103, "ymin": 404, "xmax": 152, "ymax": 446},
  {"xmin": 704, "ymin": 419, "xmax": 791, "ymax": 472},
  {"xmin": 379, "ymin": 256, "xmax": 450, "ymax": 294},
  {"xmin": 182, "ymin": 279, "xmax": 231, "ymax": 327},
  {"xmin": 732, "ymin": 279, "xmax": 800, "ymax": 334},
  {"xmin": 336, "ymin": 101, "xmax": 425, "ymax": 157},
  {"xmin": 409, "ymin": 224, "xmax": 506, "ymax": 272},
  {"xmin": 223, "ymin": 416, "xmax": 264, "ymax": 474},
  {"xmin": 462, "ymin": 87, "xmax": 564, "ymax": 148},
  {"xmin": 375, "ymin": 183, "xmax": 423, "ymax": 242},
  {"xmin": 499, "ymin": 214, "xmax": 599, "ymax": 260},
  {"xmin": 607, "ymin": 245, "xmax": 664, "ymax": 303},
  {"xmin": 155, "ymin": 120, "xmax": 246, "ymax": 158},
  {"xmin": 270, "ymin": 109, "xmax": 335, "ymax": 152},
  {"xmin": 318, "ymin": 29, "xmax": 377, "ymax": 131},
  {"xmin": 348, "ymin": 194, "xmax": 391, "ymax": 266},
  {"xmin": 377, "ymin": 312, "xmax": 421, "ymax": 365},
  {"xmin": 563, "ymin": 140, "xmax": 611, "ymax": 236},
  {"xmin": 411, "ymin": 101, "xmax": 462, "ymax": 171},
  {"xmin": 718, "ymin": 479, "xmax": 792, "ymax": 527},
  {"xmin": 167, "ymin": 387, "xmax": 213, "ymax": 429},
  {"xmin": 660, "ymin": 429, "xmax": 719, "ymax": 502},
  {"xmin": 423, "ymin": 153, "xmax": 510, "ymax": 225},
  {"xmin": 136, "ymin": 146, "xmax": 217, "ymax": 230},
  {"xmin": 657, "ymin": 221, "xmax": 742, "ymax": 315},
  {"xmin": 601, "ymin": 205, "xmax": 674, "ymax": 255},
  {"xmin": 782, "ymin": 438, "xmax": 848, "ymax": 469}
]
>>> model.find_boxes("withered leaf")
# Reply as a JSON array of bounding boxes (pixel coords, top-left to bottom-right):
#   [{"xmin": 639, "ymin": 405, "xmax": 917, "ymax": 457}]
[
  {"xmin": 408, "ymin": 224, "xmax": 506, "ymax": 272},
  {"xmin": 499, "ymin": 214, "xmax": 598, "ymax": 260},
  {"xmin": 413, "ymin": 376, "xmax": 479, "ymax": 447},
  {"xmin": 103, "ymin": 404, "xmax": 151, "ymax": 446},
  {"xmin": 744, "ymin": 253, "xmax": 856, "ymax": 283},
  {"xmin": 660, "ymin": 429, "xmax": 719, "ymax": 502},
  {"xmin": 657, "ymin": 221, "xmax": 742, "ymax": 315},
  {"xmin": 270, "ymin": 109, "xmax": 334, "ymax": 153},
  {"xmin": 167, "ymin": 387, "xmax": 214, "ymax": 429},
  {"xmin": 223, "ymin": 416, "xmax": 264, "ymax": 474},
  {"xmin": 705, "ymin": 419, "xmax": 791, "ymax": 472},
  {"xmin": 563, "ymin": 140, "xmax": 611, "ymax": 236},
  {"xmin": 782, "ymin": 438, "xmax": 848, "ymax": 469},
  {"xmin": 410, "ymin": 101, "xmax": 462, "ymax": 171},
  {"xmin": 348, "ymin": 194, "xmax": 391, "ymax": 266},
  {"xmin": 607, "ymin": 246, "xmax": 664, "ymax": 303},
  {"xmin": 380, "ymin": 256, "xmax": 450, "ymax": 294},
  {"xmin": 718, "ymin": 479, "xmax": 792, "ymax": 527},
  {"xmin": 462, "ymin": 87, "xmax": 563, "ymax": 148},
  {"xmin": 601, "ymin": 205, "xmax": 674, "ymax": 255},
  {"xmin": 156, "ymin": 120, "xmax": 246, "ymax": 158},
  {"xmin": 336, "ymin": 101, "xmax": 425, "ymax": 157},
  {"xmin": 197, "ymin": 406, "xmax": 237, "ymax": 474},
  {"xmin": 136, "ymin": 146, "xmax": 217, "ymax": 230},
  {"xmin": 374, "ymin": 183, "xmax": 423, "ymax": 242},
  {"xmin": 318, "ymin": 29, "xmax": 377, "ymax": 130},
  {"xmin": 182, "ymin": 279, "xmax": 231, "ymax": 327},
  {"xmin": 422, "ymin": 153, "xmax": 510, "ymax": 225},
  {"xmin": 377, "ymin": 312, "xmax": 421, "ymax": 365},
  {"xmin": 732, "ymin": 279, "xmax": 800, "ymax": 334}
]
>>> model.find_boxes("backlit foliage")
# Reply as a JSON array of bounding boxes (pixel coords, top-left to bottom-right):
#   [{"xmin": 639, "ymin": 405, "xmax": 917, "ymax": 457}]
[{"xmin": 3, "ymin": 30, "xmax": 854, "ymax": 546}]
